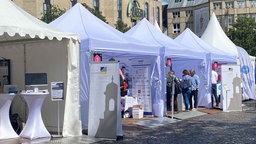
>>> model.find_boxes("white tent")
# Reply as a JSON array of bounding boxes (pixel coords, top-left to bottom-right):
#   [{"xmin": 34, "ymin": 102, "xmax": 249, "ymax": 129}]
[
  {"xmin": 201, "ymin": 12, "xmax": 256, "ymax": 100},
  {"xmin": 201, "ymin": 13, "xmax": 238, "ymax": 57},
  {"xmin": 0, "ymin": 0, "xmax": 81, "ymax": 137},
  {"xmin": 154, "ymin": 19, "xmax": 162, "ymax": 32},
  {"xmin": 175, "ymin": 28, "xmax": 236, "ymax": 63},
  {"xmin": 126, "ymin": 18, "xmax": 205, "ymax": 60},
  {"xmin": 125, "ymin": 18, "xmax": 215, "ymax": 108},
  {"xmin": 50, "ymin": 3, "xmax": 165, "ymax": 129},
  {"xmin": 237, "ymin": 46, "xmax": 256, "ymax": 100}
]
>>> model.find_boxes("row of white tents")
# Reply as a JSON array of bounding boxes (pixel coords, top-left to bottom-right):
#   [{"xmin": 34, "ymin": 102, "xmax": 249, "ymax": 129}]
[
  {"xmin": 50, "ymin": 3, "xmax": 255, "ymax": 135},
  {"xmin": 0, "ymin": 0, "xmax": 255, "ymax": 138}
]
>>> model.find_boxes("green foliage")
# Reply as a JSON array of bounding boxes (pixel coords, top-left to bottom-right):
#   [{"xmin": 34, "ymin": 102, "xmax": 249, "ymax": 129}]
[
  {"xmin": 40, "ymin": 5, "xmax": 66, "ymax": 23},
  {"xmin": 81, "ymin": 3, "xmax": 107, "ymax": 23},
  {"xmin": 227, "ymin": 17, "xmax": 256, "ymax": 56},
  {"xmin": 115, "ymin": 20, "xmax": 131, "ymax": 33}
]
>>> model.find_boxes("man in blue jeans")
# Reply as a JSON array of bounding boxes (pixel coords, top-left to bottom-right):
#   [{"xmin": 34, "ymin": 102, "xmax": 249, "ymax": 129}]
[
  {"xmin": 189, "ymin": 69, "xmax": 200, "ymax": 110},
  {"xmin": 212, "ymin": 69, "xmax": 219, "ymax": 107}
]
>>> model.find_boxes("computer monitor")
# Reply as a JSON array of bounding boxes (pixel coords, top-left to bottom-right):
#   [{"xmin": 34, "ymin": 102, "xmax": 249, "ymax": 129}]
[{"xmin": 25, "ymin": 73, "xmax": 48, "ymax": 92}]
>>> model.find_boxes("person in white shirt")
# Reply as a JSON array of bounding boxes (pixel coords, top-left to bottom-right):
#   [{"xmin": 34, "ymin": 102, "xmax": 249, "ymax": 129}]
[{"xmin": 211, "ymin": 69, "xmax": 219, "ymax": 107}]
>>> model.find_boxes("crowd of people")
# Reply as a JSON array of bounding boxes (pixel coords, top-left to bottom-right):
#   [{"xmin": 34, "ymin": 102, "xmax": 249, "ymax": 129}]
[
  {"xmin": 166, "ymin": 68, "xmax": 221, "ymax": 113},
  {"xmin": 119, "ymin": 65, "xmax": 219, "ymax": 115},
  {"xmin": 166, "ymin": 69, "xmax": 200, "ymax": 113}
]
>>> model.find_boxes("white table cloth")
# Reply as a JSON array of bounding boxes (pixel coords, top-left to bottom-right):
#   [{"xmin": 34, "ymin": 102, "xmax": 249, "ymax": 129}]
[
  {"xmin": 19, "ymin": 92, "xmax": 51, "ymax": 139},
  {"xmin": 121, "ymin": 96, "xmax": 138, "ymax": 114},
  {"xmin": 0, "ymin": 93, "xmax": 19, "ymax": 139}
]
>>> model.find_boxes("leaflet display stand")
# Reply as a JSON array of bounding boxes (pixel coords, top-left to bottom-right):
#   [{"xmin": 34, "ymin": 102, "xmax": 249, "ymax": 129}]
[
  {"xmin": 19, "ymin": 91, "xmax": 51, "ymax": 140},
  {"xmin": 0, "ymin": 93, "xmax": 19, "ymax": 139},
  {"xmin": 51, "ymin": 82, "xmax": 64, "ymax": 138}
]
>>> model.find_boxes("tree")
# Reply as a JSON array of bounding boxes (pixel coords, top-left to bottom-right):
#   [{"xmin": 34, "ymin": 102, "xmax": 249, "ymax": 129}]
[
  {"xmin": 227, "ymin": 17, "xmax": 256, "ymax": 56},
  {"xmin": 115, "ymin": 20, "xmax": 131, "ymax": 33},
  {"xmin": 40, "ymin": 5, "xmax": 66, "ymax": 23},
  {"xmin": 82, "ymin": 3, "xmax": 107, "ymax": 23}
]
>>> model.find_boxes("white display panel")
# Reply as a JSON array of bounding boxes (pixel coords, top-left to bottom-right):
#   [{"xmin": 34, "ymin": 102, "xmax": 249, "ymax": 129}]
[
  {"xmin": 221, "ymin": 65, "xmax": 242, "ymax": 112},
  {"xmin": 88, "ymin": 62, "xmax": 122, "ymax": 139},
  {"xmin": 132, "ymin": 65, "xmax": 152, "ymax": 115},
  {"xmin": 51, "ymin": 82, "xmax": 64, "ymax": 101}
]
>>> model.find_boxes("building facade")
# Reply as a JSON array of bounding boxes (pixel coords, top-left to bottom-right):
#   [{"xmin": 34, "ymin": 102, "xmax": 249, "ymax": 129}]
[
  {"xmin": 13, "ymin": 0, "xmax": 162, "ymax": 29},
  {"xmin": 167, "ymin": 0, "xmax": 256, "ymax": 38}
]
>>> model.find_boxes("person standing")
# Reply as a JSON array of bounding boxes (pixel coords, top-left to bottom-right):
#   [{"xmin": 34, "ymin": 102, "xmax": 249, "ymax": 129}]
[
  {"xmin": 181, "ymin": 69, "xmax": 192, "ymax": 112},
  {"xmin": 166, "ymin": 70, "xmax": 181, "ymax": 112},
  {"xmin": 212, "ymin": 69, "xmax": 219, "ymax": 107},
  {"xmin": 120, "ymin": 66, "xmax": 128, "ymax": 97},
  {"xmin": 189, "ymin": 69, "xmax": 200, "ymax": 110}
]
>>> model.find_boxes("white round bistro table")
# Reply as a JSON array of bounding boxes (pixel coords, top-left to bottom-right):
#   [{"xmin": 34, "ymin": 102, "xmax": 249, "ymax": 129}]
[
  {"xmin": 19, "ymin": 91, "xmax": 50, "ymax": 140},
  {"xmin": 0, "ymin": 93, "xmax": 19, "ymax": 139}
]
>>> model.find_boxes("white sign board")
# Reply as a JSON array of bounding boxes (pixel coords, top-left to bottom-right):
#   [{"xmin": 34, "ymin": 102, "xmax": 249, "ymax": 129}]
[
  {"xmin": 221, "ymin": 65, "xmax": 242, "ymax": 112},
  {"xmin": 132, "ymin": 65, "xmax": 152, "ymax": 115},
  {"xmin": 51, "ymin": 82, "xmax": 64, "ymax": 101},
  {"xmin": 88, "ymin": 62, "xmax": 122, "ymax": 139}
]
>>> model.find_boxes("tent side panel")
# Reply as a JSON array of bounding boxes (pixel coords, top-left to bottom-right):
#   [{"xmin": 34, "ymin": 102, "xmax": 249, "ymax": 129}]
[
  {"xmin": 25, "ymin": 40, "xmax": 68, "ymax": 132},
  {"xmin": 0, "ymin": 44, "xmax": 26, "ymax": 120}
]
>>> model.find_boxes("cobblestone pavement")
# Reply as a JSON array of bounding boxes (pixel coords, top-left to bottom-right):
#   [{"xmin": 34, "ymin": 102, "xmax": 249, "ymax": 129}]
[{"xmin": 96, "ymin": 100, "xmax": 256, "ymax": 144}]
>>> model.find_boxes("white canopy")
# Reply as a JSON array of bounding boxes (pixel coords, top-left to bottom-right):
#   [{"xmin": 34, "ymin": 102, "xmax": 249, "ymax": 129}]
[
  {"xmin": 50, "ymin": 3, "xmax": 165, "ymax": 129},
  {"xmin": 50, "ymin": 4, "xmax": 161, "ymax": 56},
  {"xmin": 126, "ymin": 18, "xmax": 206, "ymax": 59},
  {"xmin": 0, "ymin": 0, "xmax": 81, "ymax": 137},
  {"xmin": 201, "ymin": 12, "xmax": 238, "ymax": 57},
  {"xmin": 175, "ymin": 28, "xmax": 236, "ymax": 63},
  {"xmin": 0, "ymin": 0, "xmax": 78, "ymax": 42}
]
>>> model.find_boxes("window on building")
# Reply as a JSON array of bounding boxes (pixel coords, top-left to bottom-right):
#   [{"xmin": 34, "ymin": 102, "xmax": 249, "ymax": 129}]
[
  {"xmin": 213, "ymin": 2, "xmax": 222, "ymax": 10},
  {"xmin": 117, "ymin": 0, "xmax": 122, "ymax": 21},
  {"xmin": 186, "ymin": 10, "xmax": 193, "ymax": 17},
  {"xmin": 225, "ymin": 2, "xmax": 234, "ymax": 9},
  {"xmin": 173, "ymin": 11, "xmax": 180, "ymax": 18},
  {"xmin": 186, "ymin": 21, "xmax": 193, "ymax": 29},
  {"xmin": 43, "ymin": 0, "xmax": 51, "ymax": 15},
  {"xmin": 173, "ymin": 23, "xmax": 180, "ymax": 33},
  {"xmin": 70, "ymin": 0, "xmax": 77, "ymax": 6},
  {"xmin": 250, "ymin": 0, "xmax": 256, "ymax": 7},
  {"xmin": 144, "ymin": 2, "xmax": 149, "ymax": 20},
  {"xmin": 156, "ymin": 7, "xmax": 160, "ymax": 24},
  {"xmin": 175, "ymin": 0, "xmax": 181, "ymax": 3},
  {"xmin": 237, "ymin": 14, "xmax": 246, "ymax": 18},
  {"xmin": 226, "ymin": 15, "xmax": 234, "ymax": 26},
  {"xmin": 237, "ymin": 1, "xmax": 246, "ymax": 8},
  {"xmin": 251, "ymin": 14, "xmax": 256, "ymax": 21},
  {"xmin": 93, "ymin": 0, "xmax": 99, "ymax": 11},
  {"xmin": 217, "ymin": 16, "xmax": 222, "ymax": 25},
  {"xmin": 132, "ymin": 20, "xmax": 137, "ymax": 26}
]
